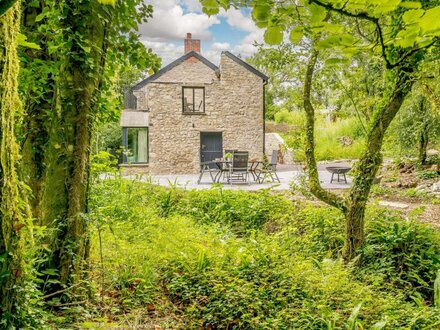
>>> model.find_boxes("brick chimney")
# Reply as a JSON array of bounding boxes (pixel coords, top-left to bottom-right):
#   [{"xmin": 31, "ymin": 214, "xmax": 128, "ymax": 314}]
[{"xmin": 184, "ymin": 33, "xmax": 201, "ymax": 54}]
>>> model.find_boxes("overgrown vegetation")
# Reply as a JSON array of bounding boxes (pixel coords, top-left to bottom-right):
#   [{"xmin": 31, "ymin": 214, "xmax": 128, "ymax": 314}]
[
  {"xmin": 1, "ymin": 0, "xmax": 440, "ymax": 326},
  {"xmin": 271, "ymin": 111, "xmax": 366, "ymax": 161},
  {"xmin": 75, "ymin": 178, "xmax": 440, "ymax": 329}
]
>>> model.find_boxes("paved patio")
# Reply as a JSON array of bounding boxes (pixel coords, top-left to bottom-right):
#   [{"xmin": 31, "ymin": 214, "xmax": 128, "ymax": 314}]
[{"xmin": 127, "ymin": 163, "xmax": 353, "ymax": 191}]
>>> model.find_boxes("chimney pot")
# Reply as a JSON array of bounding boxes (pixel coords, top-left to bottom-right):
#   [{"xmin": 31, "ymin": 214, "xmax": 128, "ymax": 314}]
[{"xmin": 187, "ymin": 32, "xmax": 192, "ymax": 39}]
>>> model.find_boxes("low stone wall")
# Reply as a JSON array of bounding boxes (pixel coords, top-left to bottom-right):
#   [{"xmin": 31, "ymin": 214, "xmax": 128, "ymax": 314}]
[
  {"xmin": 265, "ymin": 133, "xmax": 294, "ymax": 164},
  {"xmin": 120, "ymin": 165, "xmax": 150, "ymax": 176}
]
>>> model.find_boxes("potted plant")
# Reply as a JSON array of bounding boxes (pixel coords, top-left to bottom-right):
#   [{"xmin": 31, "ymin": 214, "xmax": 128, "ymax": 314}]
[{"xmin": 224, "ymin": 152, "xmax": 234, "ymax": 161}]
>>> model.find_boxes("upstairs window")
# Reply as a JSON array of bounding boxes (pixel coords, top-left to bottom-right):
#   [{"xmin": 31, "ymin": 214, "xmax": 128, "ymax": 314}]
[{"xmin": 182, "ymin": 87, "xmax": 205, "ymax": 113}]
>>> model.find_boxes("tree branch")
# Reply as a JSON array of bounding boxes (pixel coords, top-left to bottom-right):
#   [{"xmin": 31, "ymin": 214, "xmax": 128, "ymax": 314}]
[
  {"xmin": 392, "ymin": 37, "xmax": 439, "ymax": 68},
  {"xmin": 308, "ymin": 0, "xmax": 439, "ymax": 70}
]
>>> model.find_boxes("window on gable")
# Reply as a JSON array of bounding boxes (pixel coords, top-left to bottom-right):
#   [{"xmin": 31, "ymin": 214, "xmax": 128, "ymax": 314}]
[{"xmin": 182, "ymin": 87, "xmax": 205, "ymax": 113}]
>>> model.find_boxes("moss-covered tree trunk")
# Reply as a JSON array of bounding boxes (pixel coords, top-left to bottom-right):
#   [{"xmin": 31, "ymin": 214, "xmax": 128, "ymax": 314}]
[
  {"xmin": 40, "ymin": 0, "xmax": 107, "ymax": 287},
  {"xmin": 303, "ymin": 47, "xmax": 347, "ymax": 212},
  {"xmin": 0, "ymin": 0, "xmax": 27, "ymax": 316},
  {"xmin": 342, "ymin": 66, "xmax": 414, "ymax": 260},
  {"xmin": 417, "ymin": 97, "xmax": 429, "ymax": 165},
  {"xmin": 303, "ymin": 44, "xmax": 415, "ymax": 261},
  {"xmin": 20, "ymin": 3, "xmax": 53, "ymax": 223},
  {"xmin": 419, "ymin": 124, "xmax": 429, "ymax": 165}
]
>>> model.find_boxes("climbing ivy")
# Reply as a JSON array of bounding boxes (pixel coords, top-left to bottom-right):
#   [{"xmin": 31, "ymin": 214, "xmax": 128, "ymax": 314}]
[{"xmin": 16, "ymin": 0, "xmax": 160, "ymax": 295}]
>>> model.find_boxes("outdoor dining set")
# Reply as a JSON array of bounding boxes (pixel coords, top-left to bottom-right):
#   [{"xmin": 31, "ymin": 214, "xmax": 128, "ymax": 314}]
[{"xmin": 197, "ymin": 149, "xmax": 280, "ymax": 185}]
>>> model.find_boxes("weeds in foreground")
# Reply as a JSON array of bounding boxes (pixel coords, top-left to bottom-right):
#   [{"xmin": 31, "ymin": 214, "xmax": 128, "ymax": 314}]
[{"xmin": 74, "ymin": 179, "xmax": 440, "ymax": 329}]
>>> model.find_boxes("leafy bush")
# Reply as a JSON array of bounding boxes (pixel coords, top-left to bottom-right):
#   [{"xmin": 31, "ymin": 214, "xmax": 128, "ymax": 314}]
[
  {"xmin": 274, "ymin": 108, "xmax": 305, "ymax": 126},
  {"xmin": 417, "ymin": 170, "xmax": 439, "ymax": 180},
  {"xmin": 86, "ymin": 180, "xmax": 440, "ymax": 328},
  {"xmin": 173, "ymin": 187, "xmax": 296, "ymax": 234},
  {"xmin": 361, "ymin": 209, "xmax": 440, "ymax": 301}
]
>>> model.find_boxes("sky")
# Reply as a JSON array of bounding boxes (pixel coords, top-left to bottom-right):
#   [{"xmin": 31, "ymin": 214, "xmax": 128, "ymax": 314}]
[{"xmin": 139, "ymin": 0, "xmax": 265, "ymax": 66}]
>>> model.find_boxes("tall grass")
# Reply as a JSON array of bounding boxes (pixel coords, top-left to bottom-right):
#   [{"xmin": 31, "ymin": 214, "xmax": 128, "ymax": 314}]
[
  {"xmin": 313, "ymin": 117, "xmax": 365, "ymax": 160},
  {"xmin": 273, "ymin": 111, "xmax": 366, "ymax": 161}
]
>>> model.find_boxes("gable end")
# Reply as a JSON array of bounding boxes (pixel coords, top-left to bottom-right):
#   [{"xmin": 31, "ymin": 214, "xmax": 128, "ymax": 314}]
[
  {"xmin": 133, "ymin": 51, "xmax": 218, "ymax": 90},
  {"xmin": 222, "ymin": 51, "xmax": 268, "ymax": 82}
]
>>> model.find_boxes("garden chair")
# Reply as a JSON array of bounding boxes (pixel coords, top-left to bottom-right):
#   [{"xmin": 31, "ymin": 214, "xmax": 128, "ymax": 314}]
[
  {"xmin": 258, "ymin": 150, "xmax": 281, "ymax": 183},
  {"xmin": 227, "ymin": 151, "xmax": 250, "ymax": 184}
]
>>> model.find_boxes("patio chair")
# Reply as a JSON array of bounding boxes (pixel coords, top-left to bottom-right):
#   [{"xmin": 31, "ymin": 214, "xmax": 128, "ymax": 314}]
[
  {"xmin": 258, "ymin": 150, "xmax": 281, "ymax": 183},
  {"xmin": 227, "ymin": 151, "xmax": 250, "ymax": 184}
]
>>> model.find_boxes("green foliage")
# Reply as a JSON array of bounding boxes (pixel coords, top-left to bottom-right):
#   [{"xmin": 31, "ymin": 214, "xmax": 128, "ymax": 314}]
[
  {"xmin": 277, "ymin": 112, "xmax": 365, "ymax": 161},
  {"xmin": 173, "ymin": 187, "xmax": 295, "ymax": 234},
  {"xmin": 385, "ymin": 89, "xmax": 440, "ymax": 159},
  {"xmin": 92, "ymin": 122, "xmax": 122, "ymax": 155},
  {"xmin": 86, "ymin": 179, "xmax": 440, "ymax": 328},
  {"xmin": 361, "ymin": 209, "xmax": 440, "ymax": 300},
  {"xmin": 417, "ymin": 170, "xmax": 439, "ymax": 180},
  {"xmin": 435, "ymin": 270, "xmax": 440, "ymax": 307},
  {"xmin": 274, "ymin": 109, "xmax": 305, "ymax": 125}
]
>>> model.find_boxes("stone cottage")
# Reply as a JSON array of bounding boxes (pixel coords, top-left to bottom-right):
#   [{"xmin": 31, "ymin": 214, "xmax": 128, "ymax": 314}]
[{"xmin": 120, "ymin": 33, "xmax": 268, "ymax": 175}]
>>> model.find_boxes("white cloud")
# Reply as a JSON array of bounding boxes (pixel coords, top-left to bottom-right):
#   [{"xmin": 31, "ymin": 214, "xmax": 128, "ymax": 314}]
[
  {"xmin": 211, "ymin": 42, "xmax": 230, "ymax": 51},
  {"xmin": 139, "ymin": 2, "xmax": 265, "ymax": 68},
  {"xmin": 142, "ymin": 40, "xmax": 184, "ymax": 65},
  {"xmin": 219, "ymin": 8, "xmax": 258, "ymax": 33},
  {"xmin": 140, "ymin": 0, "xmax": 220, "ymax": 41},
  {"xmin": 203, "ymin": 50, "xmax": 221, "ymax": 64},
  {"xmin": 231, "ymin": 29, "xmax": 265, "ymax": 59},
  {"xmin": 181, "ymin": 0, "xmax": 203, "ymax": 12}
]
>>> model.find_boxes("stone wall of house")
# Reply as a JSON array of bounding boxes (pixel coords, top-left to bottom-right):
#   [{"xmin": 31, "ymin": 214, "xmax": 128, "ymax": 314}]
[
  {"xmin": 134, "ymin": 53, "xmax": 264, "ymax": 175},
  {"xmin": 155, "ymin": 58, "xmax": 218, "ymax": 84},
  {"xmin": 122, "ymin": 54, "xmax": 264, "ymax": 175}
]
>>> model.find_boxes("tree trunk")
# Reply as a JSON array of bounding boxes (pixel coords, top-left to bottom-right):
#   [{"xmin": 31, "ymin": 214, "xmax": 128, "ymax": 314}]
[
  {"xmin": 419, "ymin": 124, "xmax": 429, "ymax": 165},
  {"xmin": 22, "ymin": 103, "xmax": 50, "ymax": 223},
  {"xmin": 417, "ymin": 97, "xmax": 429, "ymax": 165},
  {"xmin": 302, "ymin": 42, "xmax": 416, "ymax": 261},
  {"xmin": 20, "ymin": 3, "xmax": 53, "ymax": 223},
  {"xmin": 342, "ymin": 65, "xmax": 415, "ymax": 260},
  {"xmin": 0, "ymin": 1, "xmax": 28, "ymax": 317},
  {"xmin": 40, "ymin": 0, "xmax": 107, "ymax": 288},
  {"xmin": 303, "ymin": 47, "xmax": 346, "ymax": 212},
  {"xmin": 57, "ymin": 66, "xmax": 94, "ymax": 284}
]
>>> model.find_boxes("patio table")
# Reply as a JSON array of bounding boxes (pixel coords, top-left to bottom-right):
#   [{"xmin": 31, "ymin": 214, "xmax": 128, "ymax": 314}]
[
  {"xmin": 197, "ymin": 159, "xmax": 264, "ymax": 184},
  {"xmin": 197, "ymin": 161, "xmax": 219, "ymax": 184}
]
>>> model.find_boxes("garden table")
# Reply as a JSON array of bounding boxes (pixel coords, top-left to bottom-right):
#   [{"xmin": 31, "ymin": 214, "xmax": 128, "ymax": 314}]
[
  {"xmin": 197, "ymin": 159, "xmax": 264, "ymax": 184},
  {"xmin": 197, "ymin": 161, "xmax": 218, "ymax": 184}
]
